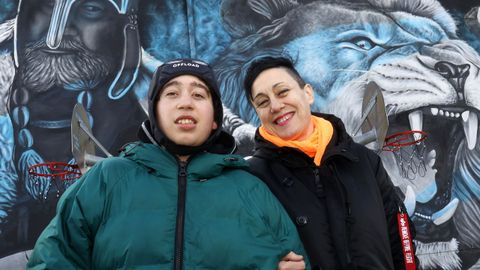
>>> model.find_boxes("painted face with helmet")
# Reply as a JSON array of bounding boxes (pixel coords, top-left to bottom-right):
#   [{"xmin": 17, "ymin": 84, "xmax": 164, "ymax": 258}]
[
  {"xmin": 14, "ymin": 0, "xmax": 140, "ymax": 96},
  {"xmin": 8, "ymin": 0, "xmax": 146, "ymax": 198}
]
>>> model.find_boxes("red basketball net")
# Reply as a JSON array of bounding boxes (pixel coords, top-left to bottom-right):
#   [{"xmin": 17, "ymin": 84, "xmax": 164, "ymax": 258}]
[
  {"xmin": 28, "ymin": 162, "xmax": 82, "ymax": 200},
  {"xmin": 382, "ymin": 130, "xmax": 428, "ymax": 180}
]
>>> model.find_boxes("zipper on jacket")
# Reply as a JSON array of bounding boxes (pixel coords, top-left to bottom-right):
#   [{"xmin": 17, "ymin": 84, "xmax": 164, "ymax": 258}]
[
  {"xmin": 313, "ymin": 168, "xmax": 325, "ymax": 198},
  {"xmin": 329, "ymin": 163, "xmax": 353, "ymax": 266},
  {"xmin": 174, "ymin": 161, "xmax": 188, "ymax": 270}
]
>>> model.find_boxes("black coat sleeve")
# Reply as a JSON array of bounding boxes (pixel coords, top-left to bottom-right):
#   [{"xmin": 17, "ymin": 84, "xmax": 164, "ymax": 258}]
[{"xmin": 369, "ymin": 151, "xmax": 417, "ymax": 270}]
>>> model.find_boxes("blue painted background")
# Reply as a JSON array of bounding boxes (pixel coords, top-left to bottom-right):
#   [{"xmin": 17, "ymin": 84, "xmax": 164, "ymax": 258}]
[{"xmin": 1, "ymin": 0, "xmax": 480, "ymax": 269}]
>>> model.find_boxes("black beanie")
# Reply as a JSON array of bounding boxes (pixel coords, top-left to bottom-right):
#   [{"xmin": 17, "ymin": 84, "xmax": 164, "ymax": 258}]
[{"xmin": 147, "ymin": 58, "xmax": 224, "ymax": 156}]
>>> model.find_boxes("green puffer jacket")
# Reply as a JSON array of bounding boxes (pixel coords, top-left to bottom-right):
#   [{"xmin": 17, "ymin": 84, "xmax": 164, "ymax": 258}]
[{"xmin": 27, "ymin": 142, "xmax": 308, "ymax": 269}]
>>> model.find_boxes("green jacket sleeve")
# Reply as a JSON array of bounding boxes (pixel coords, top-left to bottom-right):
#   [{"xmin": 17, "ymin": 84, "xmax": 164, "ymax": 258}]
[
  {"xmin": 244, "ymin": 178, "xmax": 311, "ymax": 269},
  {"xmin": 26, "ymin": 163, "xmax": 107, "ymax": 270}
]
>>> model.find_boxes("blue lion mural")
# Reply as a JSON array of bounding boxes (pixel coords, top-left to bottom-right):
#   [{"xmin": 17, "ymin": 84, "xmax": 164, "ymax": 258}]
[
  {"xmin": 214, "ymin": 0, "xmax": 480, "ymax": 269},
  {"xmin": 0, "ymin": 0, "xmax": 479, "ymax": 269}
]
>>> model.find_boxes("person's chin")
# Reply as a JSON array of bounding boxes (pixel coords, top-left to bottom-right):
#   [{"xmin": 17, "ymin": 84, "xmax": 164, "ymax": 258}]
[
  {"xmin": 175, "ymin": 141, "xmax": 193, "ymax": 146},
  {"xmin": 277, "ymin": 133, "xmax": 294, "ymax": 140},
  {"xmin": 174, "ymin": 138, "xmax": 199, "ymax": 147},
  {"xmin": 279, "ymin": 129, "xmax": 303, "ymax": 141}
]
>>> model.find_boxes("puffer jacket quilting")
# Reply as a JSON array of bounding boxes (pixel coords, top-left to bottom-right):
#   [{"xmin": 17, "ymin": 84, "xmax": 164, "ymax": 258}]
[{"xmin": 27, "ymin": 142, "xmax": 309, "ymax": 269}]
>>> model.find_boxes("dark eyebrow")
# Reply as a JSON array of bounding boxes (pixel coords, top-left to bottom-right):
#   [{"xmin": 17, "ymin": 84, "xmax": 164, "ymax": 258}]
[
  {"xmin": 191, "ymin": 81, "xmax": 210, "ymax": 94},
  {"xmin": 162, "ymin": 80, "xmax": 180, "ymax": 90},
  {"xmin": 161, "ymin": 80, "xmax": 211, "ymax": 95},
  {"xmin": 252, "ymin": 93, "xmax": 267, "ymax": 102},
  {"xmin": 252, "ymin": 82, "xmax": 284, "ymax": 101}
]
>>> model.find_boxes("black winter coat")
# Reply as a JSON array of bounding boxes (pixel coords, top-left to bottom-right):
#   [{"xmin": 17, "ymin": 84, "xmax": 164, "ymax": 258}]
[{"xmin": 248, "ymin": 113, "xmax": 415, "ymax": 270}]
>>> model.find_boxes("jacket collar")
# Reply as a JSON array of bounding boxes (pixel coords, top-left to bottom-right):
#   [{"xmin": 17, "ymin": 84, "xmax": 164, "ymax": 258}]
[
  {"xmin": 119, "ymin": 142, "xmax": 248, "ymax": 180},
  {"xmin": 253, "ymin": 112, "xmax": 359, "ymax": 166}
]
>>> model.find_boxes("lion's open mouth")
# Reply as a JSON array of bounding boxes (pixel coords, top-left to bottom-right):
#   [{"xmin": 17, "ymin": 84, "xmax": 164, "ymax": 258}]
[{"xmin": 386, "ymin": 104, "xmax": 479, "ymax": 243}]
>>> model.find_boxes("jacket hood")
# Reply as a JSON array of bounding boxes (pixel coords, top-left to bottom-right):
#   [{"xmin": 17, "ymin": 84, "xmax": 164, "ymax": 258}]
[
  {"xmin": 146, "ymin": 58, "xmax": 224, "ymax": 156},
  {"xmin": 120, "ymin": 141, "xmax": 247, "ymax": 180},
  {"xmin": 253, "ymin": 112, "xmax": 358, "ymax": 165}
]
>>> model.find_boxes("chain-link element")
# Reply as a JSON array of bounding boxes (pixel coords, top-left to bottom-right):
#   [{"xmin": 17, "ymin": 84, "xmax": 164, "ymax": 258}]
[{"xmin": 383, "ymin": 130, "xmax": 428, "ymax": 180}]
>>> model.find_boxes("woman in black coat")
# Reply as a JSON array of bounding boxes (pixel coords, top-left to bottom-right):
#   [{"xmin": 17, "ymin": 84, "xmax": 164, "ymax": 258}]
[{"xmin": 243, "ymin": 56, "xmax": 416, "ymax": 270}]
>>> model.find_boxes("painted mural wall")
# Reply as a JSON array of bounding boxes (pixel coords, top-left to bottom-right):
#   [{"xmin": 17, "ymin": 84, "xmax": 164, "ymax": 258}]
[{"xmin": 0, "ymin": 0, "xmax": 479, "ymax": 269}]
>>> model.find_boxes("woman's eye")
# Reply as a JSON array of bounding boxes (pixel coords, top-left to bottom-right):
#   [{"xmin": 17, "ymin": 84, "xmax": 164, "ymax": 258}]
[
  {"xmin": 256, "ymin": 100, "xmax": 269, "ymax": 108},
  {"xmin": 278, "ymin": 89, "xmax": 289, "ymax": 96}
]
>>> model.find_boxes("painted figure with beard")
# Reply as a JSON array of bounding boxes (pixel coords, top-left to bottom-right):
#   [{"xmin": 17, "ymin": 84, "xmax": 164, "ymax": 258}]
[
  {"xmin": 216, "ymin": 0, "xmax": 480, "ymax": 268},
  {"xmin": 1, "ymin": 0, "xmax": 145, "ymax": 255}
]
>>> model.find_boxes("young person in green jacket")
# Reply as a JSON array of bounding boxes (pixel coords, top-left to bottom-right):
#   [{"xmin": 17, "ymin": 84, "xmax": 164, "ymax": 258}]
[{"xmin": 27, "ymin": 58, "xmax": 309, "ymax": 269}]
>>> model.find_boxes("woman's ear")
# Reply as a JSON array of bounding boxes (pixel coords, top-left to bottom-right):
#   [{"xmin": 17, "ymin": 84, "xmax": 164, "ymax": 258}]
[{"xmin": 304, "ymin": 84, "xmax": 315, "ymax": 105}]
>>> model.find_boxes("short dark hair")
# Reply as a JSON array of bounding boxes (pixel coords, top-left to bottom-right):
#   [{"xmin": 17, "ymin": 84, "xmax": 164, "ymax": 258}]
[{"xmin": 243, "ymin": 56, "xmax": 306, "ymax": 102}]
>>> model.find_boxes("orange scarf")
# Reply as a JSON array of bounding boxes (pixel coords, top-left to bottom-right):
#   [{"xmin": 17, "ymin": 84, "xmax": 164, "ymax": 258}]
[{"xmin": 259, "ymin": 116, "xmax": 333, "ymax": 166}]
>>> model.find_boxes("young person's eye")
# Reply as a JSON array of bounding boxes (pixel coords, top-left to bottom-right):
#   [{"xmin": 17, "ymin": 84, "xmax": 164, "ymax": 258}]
[
  {"xmin": 164, "ymin": 91, "xmax": 177, "ymax": 97},
  {"xmin": 192, "ymin": 92, "xmax": 206, "ymax": 99}
]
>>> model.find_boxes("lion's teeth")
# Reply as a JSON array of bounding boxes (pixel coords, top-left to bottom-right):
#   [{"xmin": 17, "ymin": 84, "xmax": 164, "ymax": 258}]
[
  {"xmin": 461, "ymin": 110, "xmax": 478, "ymax": 150},
  {"xmin": 427, "ymin": 149, "xmax": 436, "ymax": 167},
  {"xmin": 428, "ymin": 157, "xmax": 436, "ymax": 167},
  {"xmin": 408, "ymin": 110, "xmax": 423, "ymax": 142},
  {"xmin": 432, "ymin": 198, "xmax": 459, "ymax": 225},
  {"xmin": 462, "ymin": 110, "xmax": 469, "ymax": 121},
  {"xmin": 404, "ymin": 185, "xmax": 416, "ymax": 216},
  {"xmin": 431, "ymin": 108, "xmax": 439, "ymax": 116}
]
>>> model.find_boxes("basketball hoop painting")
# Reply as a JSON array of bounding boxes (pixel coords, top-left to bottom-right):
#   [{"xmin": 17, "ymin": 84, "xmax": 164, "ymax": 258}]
[
  {"xmin": 352, "ymin": 81, "xmax": 389, "ymax": 150},
  {"xmin": 383, "ymin": 130, "xmax": 428, "ymax": 180},
  {"xmin": 26, "ymin": 103, "xmax": 114, "ymax": 200},
  {"xmin": 71, "ymin": 103, "xmax": 112, "ymax": 174},
  {"xmin": 27, "ymin": 162, "xmax": 81, "ymax": 200}
]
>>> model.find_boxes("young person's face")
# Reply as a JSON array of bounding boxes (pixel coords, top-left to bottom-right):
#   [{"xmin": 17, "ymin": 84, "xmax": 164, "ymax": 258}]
[
  {"xmin": 251, "ymin": 67, "xmax": 315, "ymax": 140},
  {"xmin": 156, "ymin": 75, "xmax": 217, "ymax": 146}
]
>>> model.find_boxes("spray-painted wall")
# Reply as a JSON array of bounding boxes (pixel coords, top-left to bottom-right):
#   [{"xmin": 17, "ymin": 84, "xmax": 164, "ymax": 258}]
[{"xmin": 0, "ymin": 0, "xmax": 479, "ymax": 269}]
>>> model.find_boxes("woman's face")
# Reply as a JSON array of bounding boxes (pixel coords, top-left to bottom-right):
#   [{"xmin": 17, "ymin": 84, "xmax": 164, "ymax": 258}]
[{"xmin": 251, "ymin": 67, "xmax": 315, "ymax": 140}]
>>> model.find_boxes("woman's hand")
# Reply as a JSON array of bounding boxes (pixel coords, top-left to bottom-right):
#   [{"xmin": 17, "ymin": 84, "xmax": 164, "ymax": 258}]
[{"xmin": 277, "ymin": 251, "xmax": 306, "ymax": 270}]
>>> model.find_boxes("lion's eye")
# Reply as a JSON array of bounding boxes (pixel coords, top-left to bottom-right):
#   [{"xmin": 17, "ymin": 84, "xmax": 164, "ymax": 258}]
[{"xmin": 350, "ymin": 37, "xmax": 375, "ymax": 50}]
